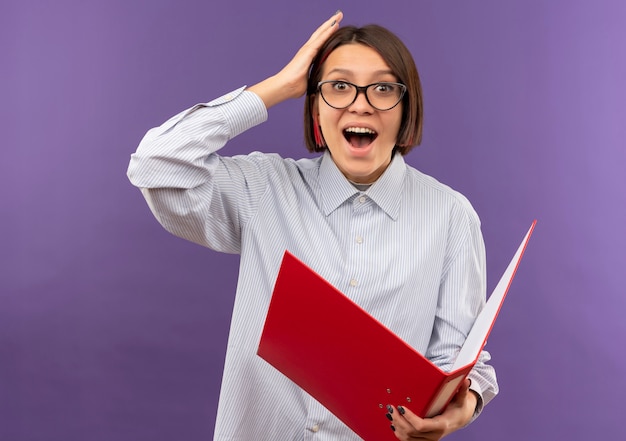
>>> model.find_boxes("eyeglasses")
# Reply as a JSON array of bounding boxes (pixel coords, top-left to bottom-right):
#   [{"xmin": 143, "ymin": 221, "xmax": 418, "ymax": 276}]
[{"xmin": 317, "ymin": 80, "xmax": 406, "ymax": 111}]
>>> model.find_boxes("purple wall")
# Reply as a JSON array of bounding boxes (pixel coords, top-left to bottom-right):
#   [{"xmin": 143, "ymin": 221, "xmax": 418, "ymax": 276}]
[{"xmin": 2, "ymin": 1, "xmax": 625, "ymax": 440}]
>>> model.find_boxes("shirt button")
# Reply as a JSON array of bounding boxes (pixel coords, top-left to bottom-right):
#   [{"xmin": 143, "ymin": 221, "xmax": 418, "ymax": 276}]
[
  {"xmin": 311, "ymin": 424, "xmax": 319, "ymax": 432},
  {"xmin": 356, "ymin": 235, "xmax": 363, "ymax": 244},
  {"xmin": 349, "ymin": 279, "xmax": 358, "ymax": 287},
  {"xmin": 359, "ymin": 196, "xmax": 366, "ymax": 203}
]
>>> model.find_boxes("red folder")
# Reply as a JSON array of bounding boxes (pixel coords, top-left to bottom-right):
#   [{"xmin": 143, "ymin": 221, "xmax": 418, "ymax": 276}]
[{"xmin": 258, "ymin": 221, "xmax": 536, "ymax": 440}]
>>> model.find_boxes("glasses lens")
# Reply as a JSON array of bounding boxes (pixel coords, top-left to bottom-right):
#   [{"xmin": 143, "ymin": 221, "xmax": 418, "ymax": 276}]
[
  {"xmin": 319, "ymin": 81, "xmax": 405, "ymax": 110},
  {"xmin": 366, "ymin": 83, "xmax": 404, "ymax": 110},
  {"xmin": 319, "ymin": 82, "xmax": 356, "ymax": 109}
]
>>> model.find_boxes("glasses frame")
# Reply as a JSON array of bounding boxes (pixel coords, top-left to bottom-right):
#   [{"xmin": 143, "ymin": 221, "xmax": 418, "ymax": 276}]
[{"xmin": 317, "ymin": 80, "xmax": 407, "ymax": 111}]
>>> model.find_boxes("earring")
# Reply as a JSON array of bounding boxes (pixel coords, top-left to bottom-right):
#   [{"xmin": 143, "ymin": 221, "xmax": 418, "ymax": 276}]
[{"xmin": 313, "ymin": 116, "xmax": 325, "ymax": 147}]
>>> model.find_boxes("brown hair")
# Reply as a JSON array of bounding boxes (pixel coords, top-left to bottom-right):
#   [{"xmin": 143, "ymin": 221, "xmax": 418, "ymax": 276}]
[{"xmin": 304, "ymin": 24, "xmax": 424, "ymax": 155}]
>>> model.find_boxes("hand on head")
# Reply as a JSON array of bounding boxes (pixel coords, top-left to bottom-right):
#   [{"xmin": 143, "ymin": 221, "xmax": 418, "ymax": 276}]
[{"xmin": 248, "ymin": 11, "xmax": 343, "ymax": 108}]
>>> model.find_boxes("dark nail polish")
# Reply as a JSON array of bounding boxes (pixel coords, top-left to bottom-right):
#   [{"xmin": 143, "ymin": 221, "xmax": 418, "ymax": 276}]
[
  {"xmin": 386, "ymin": 404, "xmax": 393, "ymax": 414},
  {"xmin": 390, "ymin": 424, "xmax": 396, "ymax": 432},
  {"xmin": 398, "ymin": 406, "xmax": 405, "ymax": 415},
  {"xmin": 334, "ymin": 9, "xmax": 342, "ymax": 15},
  {"xmin": 385, "ymin": 413, "xmax": 393, "ymax": 421}
]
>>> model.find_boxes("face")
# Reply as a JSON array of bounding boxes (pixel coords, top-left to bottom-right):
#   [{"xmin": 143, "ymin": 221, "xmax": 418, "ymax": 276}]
[{"xmin": 315, "ymin": 43, "xmax": 403, "ymax": 184}]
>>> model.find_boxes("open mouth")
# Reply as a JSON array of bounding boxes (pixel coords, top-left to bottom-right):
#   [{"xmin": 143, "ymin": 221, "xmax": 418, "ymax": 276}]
[{"xmin": 343, "ymin": 127, "xmax": 378, "ymax": 148}]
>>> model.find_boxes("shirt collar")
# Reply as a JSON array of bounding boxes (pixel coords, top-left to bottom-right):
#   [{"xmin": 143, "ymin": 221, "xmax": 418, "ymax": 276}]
[{"xmin": 319, "ymin": 151, "xmax": 406, "ymax": 220}]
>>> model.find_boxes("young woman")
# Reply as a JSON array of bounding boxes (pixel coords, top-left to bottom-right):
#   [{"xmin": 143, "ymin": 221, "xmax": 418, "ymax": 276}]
[{"xmin": 128, "ymin": 11, "xmax": 497, "ymax": 440}]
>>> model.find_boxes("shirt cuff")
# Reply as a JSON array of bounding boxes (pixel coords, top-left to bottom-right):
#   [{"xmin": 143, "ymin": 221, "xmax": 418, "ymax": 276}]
[
  {"xmin": 207, "ymin": 87, "xmax": 268, "ymax": 138},
  {"xmin": 157, "ymin": 86, "xmax": 268, "ymax": 138}
]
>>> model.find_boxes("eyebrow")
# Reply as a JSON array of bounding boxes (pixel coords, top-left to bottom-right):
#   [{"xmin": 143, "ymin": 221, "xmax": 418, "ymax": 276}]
[{"xmin": 324, "ymin": 68, "xmax": 396, "ymax": 78}]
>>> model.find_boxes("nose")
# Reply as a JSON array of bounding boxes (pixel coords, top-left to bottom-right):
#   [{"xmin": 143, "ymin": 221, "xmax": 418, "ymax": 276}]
[{"xmin": 348, "ymin": 89, "xmax": 374, "ymax": 113}]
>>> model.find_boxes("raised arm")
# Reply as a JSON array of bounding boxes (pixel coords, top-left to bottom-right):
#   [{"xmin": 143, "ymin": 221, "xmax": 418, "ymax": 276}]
[{"xmin": 127, "ymin": 12, "xmax": 343, "ymax": 251}]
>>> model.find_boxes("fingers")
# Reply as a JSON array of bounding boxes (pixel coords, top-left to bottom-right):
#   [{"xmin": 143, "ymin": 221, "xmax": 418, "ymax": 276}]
[
  {"xmin": 248, "ymin": 11, "xmax": 344, "ymax": 107},
  {"xmin": 299, "ymin": 10, "xmax": 343, "ymax": 58},
  {"xmin": 386, "ymin": 380, "xmax": 477, "ymax": 439},
  {"xmin": 387, "ymin": 405, "xmax": 446, "ymax": 440},
  {"xmin": 398, "ymin": 406, "xmax": 442, "ymax": 433},
  {"xmin": 306, "ymin": 10, "xmax": 343, "ymax": 46},
  {"xmin": 274, "ymin": 11, "xmax": 343, "ymax": 99},
  {"xmin": 301, "ymin": 10, "xmax": 343, "ymax": 61}
]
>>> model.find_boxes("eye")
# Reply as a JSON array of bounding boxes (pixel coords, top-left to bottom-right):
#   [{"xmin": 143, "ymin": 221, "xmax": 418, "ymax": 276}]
[
  {"xmin": 332, "ymin": 81, "xmax": 350, "ymax": 91},
  {"xmin": 373, "ymin": 83, "xmax": 396, "ymax": 94}
]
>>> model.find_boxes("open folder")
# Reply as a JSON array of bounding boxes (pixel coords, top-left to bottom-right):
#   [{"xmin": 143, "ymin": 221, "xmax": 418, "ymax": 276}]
[{"xmin": 258, "ymin": 221, "xmax": 536, "ymax": 440}]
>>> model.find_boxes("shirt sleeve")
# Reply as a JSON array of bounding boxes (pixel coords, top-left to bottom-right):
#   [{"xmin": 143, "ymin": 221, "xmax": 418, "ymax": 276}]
[
  {"xmin": 126, "ymin": 87, "xmax": 269, "ymax": 253},
  {"xmin": 424, "ymin": 198, "xmax": 498, "ymax": 419}
]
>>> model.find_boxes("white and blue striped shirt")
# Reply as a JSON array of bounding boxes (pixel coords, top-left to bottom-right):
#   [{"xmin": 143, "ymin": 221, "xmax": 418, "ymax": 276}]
[{"xmin": 127, "ymin": 87, "xmax": 497, "ymax": 440}]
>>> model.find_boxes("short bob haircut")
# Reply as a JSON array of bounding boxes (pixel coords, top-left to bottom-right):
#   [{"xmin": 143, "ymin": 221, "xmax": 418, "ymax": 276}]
[{"xmin": 304, "ymin": 24, "xmax": 424, "ymax": 155}]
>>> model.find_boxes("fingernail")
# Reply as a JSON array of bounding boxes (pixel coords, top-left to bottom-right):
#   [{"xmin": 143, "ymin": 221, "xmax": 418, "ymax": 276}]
[
  {"xmin": 334, "ymin": 9, "xmax": 342, "ymax": 15},
  {"xmin": 398, "ymin": 406, "xmax": 405, "ymax": 415},
  {"xmin": 390, "ymin": 424, "xmax": 396, "ymax": 432},
  {"xmin": 386, "ymin": 404, "xmax": 393, "ymax": 414},
  {"xmin": 330, "ymin": 20, "xmax": 336, "ymax": 27},
  {"xmin": 385, "ymin": 413, "xmax": 393, "ymax": 421}
]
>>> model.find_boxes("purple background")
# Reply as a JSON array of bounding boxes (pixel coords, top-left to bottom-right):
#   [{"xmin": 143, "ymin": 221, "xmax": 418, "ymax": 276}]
[{"xmin": 2, "ymin": 1, "xmax": 625, "ymax": 440}]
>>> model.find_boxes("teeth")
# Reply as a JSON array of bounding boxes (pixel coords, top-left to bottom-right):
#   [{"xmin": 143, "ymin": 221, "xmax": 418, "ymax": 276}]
[{"xmin": 344, "ymin": 127, "xmax": 376, "ymax": 135}]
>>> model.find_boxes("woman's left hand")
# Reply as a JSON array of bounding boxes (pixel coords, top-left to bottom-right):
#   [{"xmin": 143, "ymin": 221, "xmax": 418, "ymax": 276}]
[{"xmin": 387, "ymin": 379, "xmax": 478, "ymax": 440}]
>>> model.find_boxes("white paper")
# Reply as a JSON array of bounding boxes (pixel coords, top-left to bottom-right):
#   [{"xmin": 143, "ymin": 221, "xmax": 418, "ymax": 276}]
[{"xmin": 452, "ymin": 222, "xmax": 535, "ymax": 370}]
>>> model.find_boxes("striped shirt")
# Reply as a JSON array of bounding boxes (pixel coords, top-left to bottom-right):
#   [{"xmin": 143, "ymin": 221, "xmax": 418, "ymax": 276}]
[{"xmin": 127, "ymin": 87, "xmax": 498, "ymax": 440}]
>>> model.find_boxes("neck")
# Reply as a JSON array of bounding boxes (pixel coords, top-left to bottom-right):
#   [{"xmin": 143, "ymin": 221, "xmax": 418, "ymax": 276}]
[{"xmin": 348, "ymin": 179, "xmax": 374, "ymax": 191}]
